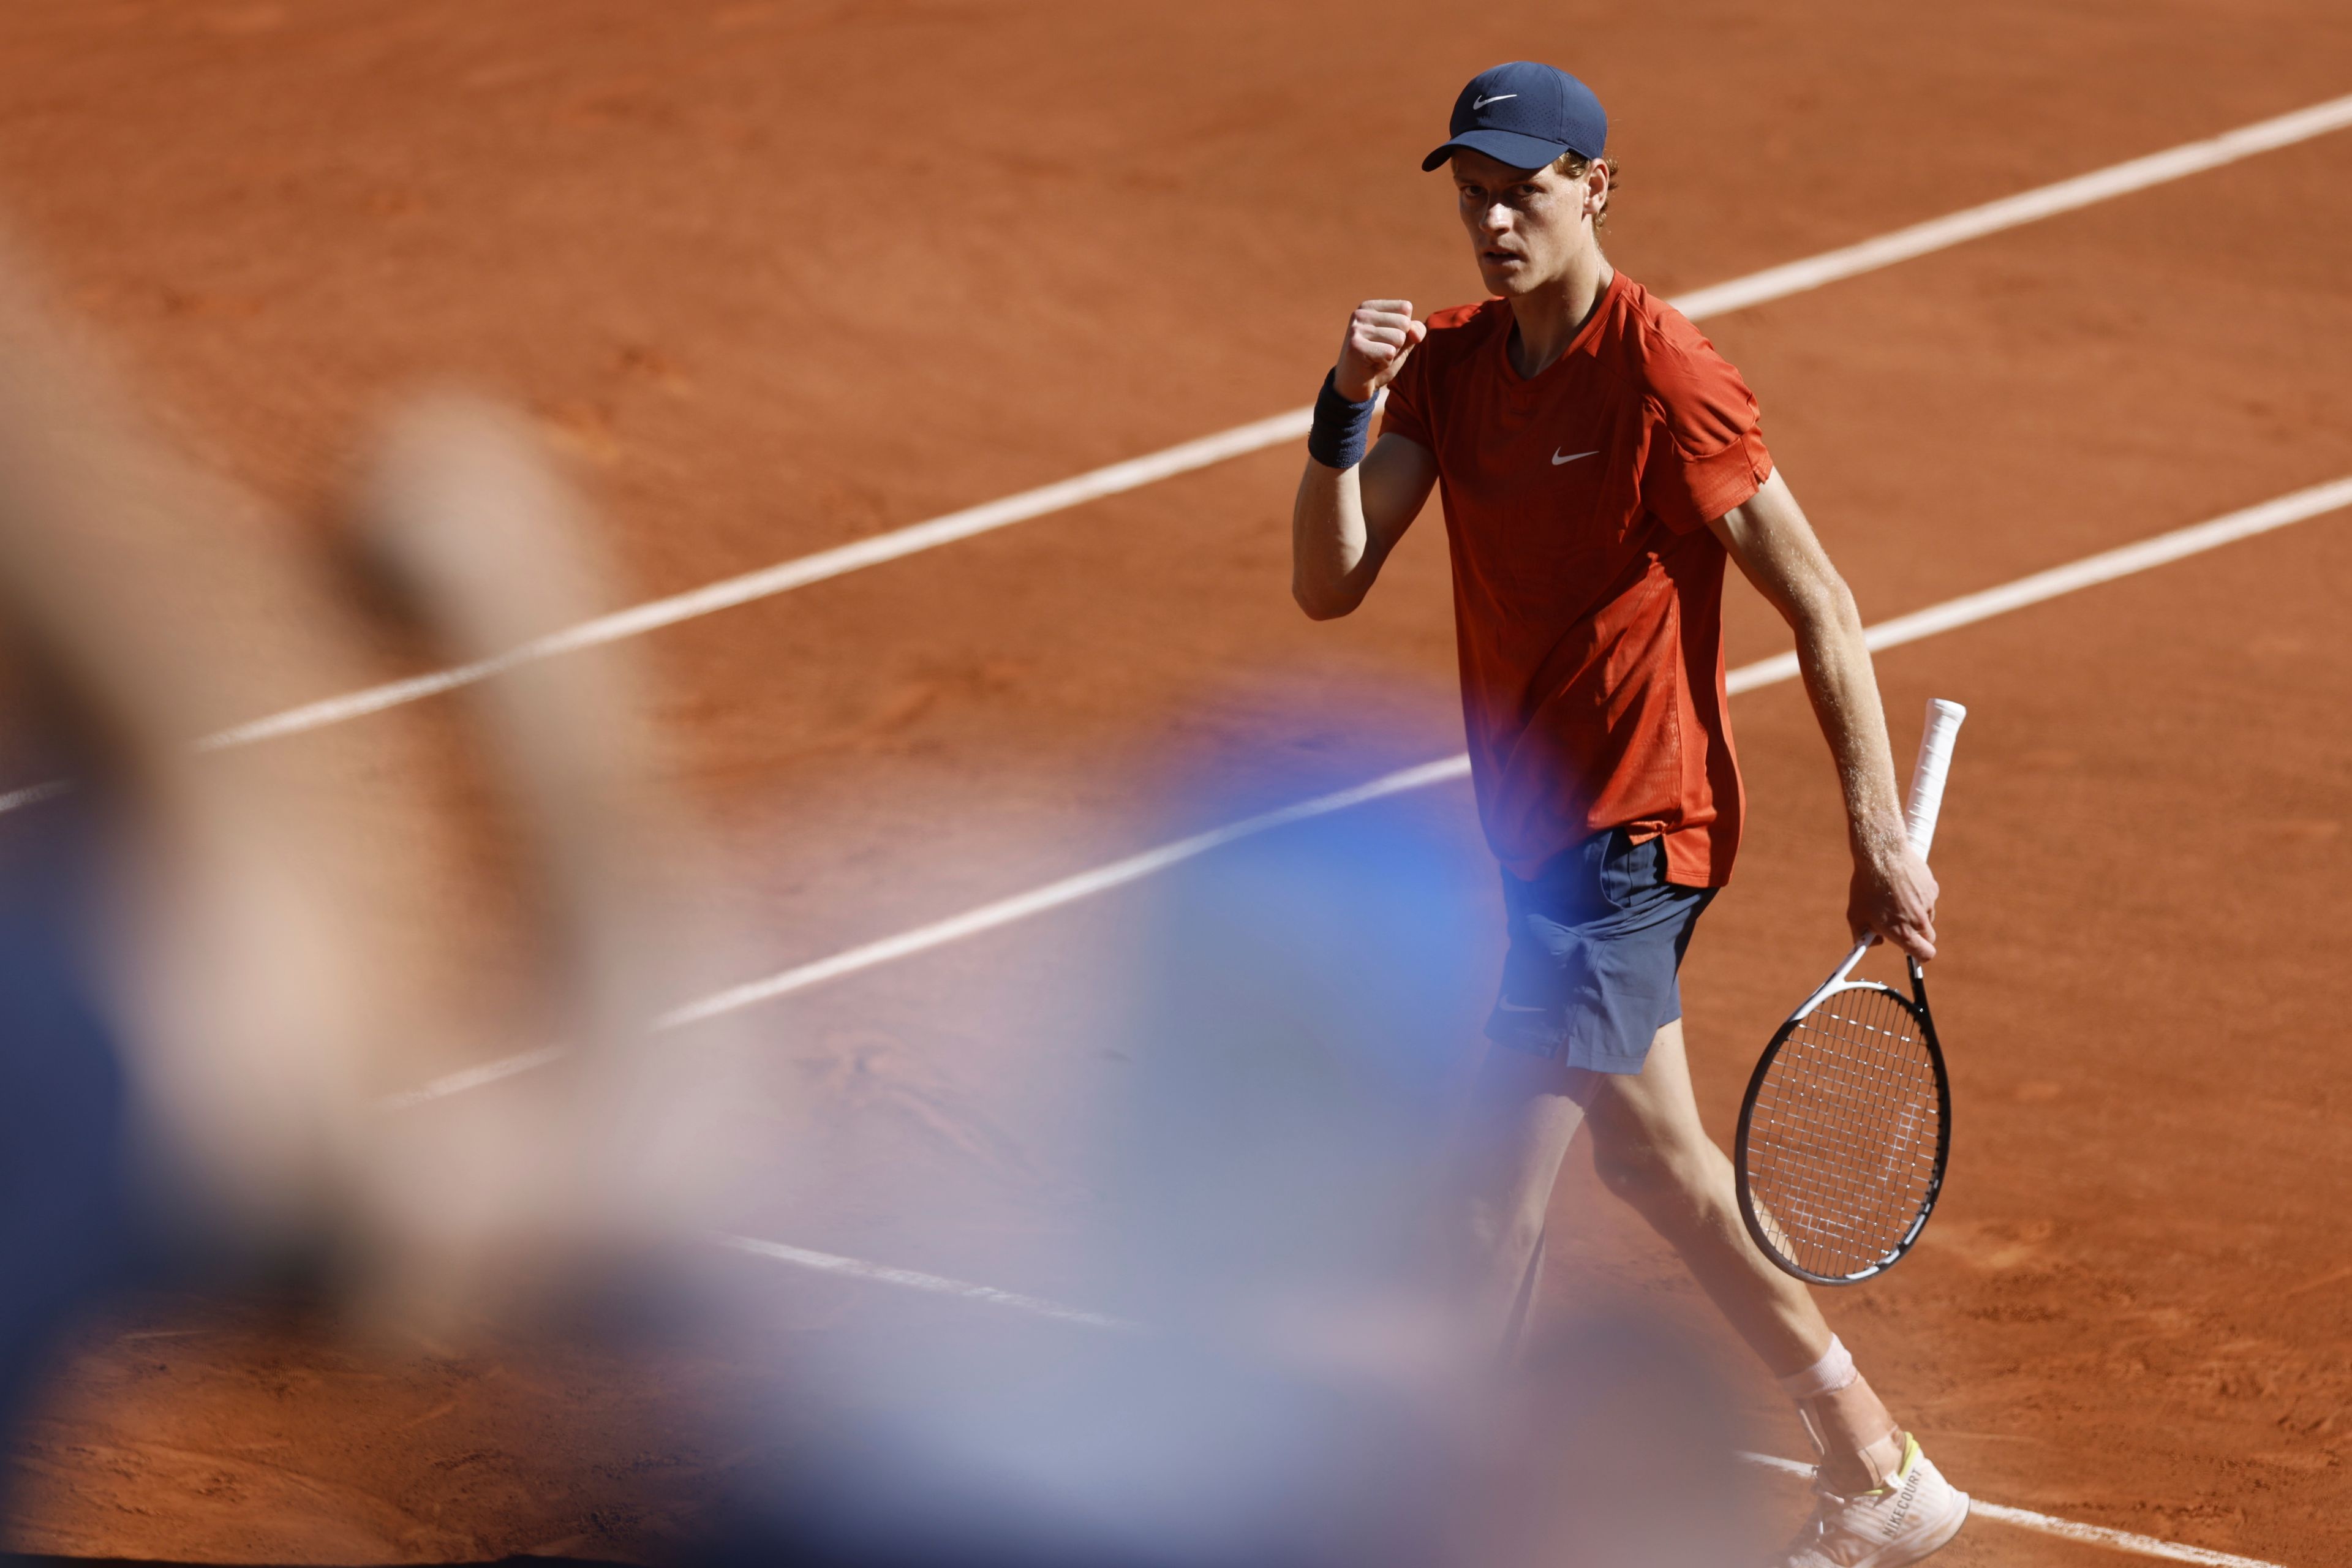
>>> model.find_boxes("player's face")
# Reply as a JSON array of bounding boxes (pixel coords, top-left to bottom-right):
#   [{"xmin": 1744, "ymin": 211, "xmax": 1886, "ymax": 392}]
[{"xmin": 1450, "ymin": 149, "xmax": 1598, "ymax": 296}]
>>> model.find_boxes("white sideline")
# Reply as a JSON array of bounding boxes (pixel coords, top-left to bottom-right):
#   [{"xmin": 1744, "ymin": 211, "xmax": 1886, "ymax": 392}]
[
  {"xmin": 388, "ymin": 473, "xmax": 2352, "ymax": 1108},
  {"xmin": 49, "ymin": 88, "xmax": 2352, "ymax": 778},
  {"xmin": 709, "ymin": 1228, "xmax": 2294, "ymax": 1567},
  {"xmin": 1737, "ymin": 1453, "xmax": 2289, "ymax": 1568}
]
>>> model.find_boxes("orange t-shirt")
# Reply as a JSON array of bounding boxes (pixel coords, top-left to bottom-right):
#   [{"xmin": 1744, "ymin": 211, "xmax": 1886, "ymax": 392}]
[{"xmin": 1378, "ymin": 270, "xmax": 1771, "ymax": 888}]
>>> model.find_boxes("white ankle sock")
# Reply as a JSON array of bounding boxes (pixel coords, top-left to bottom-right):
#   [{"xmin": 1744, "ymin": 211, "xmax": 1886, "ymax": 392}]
[{"xmin": 1776, "ymin": 1334, "xmax": 1858, "ymax": 1401}]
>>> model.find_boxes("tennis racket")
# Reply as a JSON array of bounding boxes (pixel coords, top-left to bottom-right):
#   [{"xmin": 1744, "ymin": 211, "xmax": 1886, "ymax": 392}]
[{"xmin": 1735, "ymin": 698, "xmax": 1965, "ymax": 1286}]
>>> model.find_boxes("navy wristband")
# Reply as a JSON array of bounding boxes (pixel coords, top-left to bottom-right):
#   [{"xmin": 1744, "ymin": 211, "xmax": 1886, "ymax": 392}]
[{"xmin": 1306, "ymin": 370, "xmax": 1378, "ymax": 470}]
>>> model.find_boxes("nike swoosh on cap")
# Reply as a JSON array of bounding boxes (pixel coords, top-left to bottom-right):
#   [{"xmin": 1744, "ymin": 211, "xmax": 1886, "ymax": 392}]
[
  {"xmin": 1472, "ymin": 93, "xmax": 1517, "ymax": 109},
  {"xmin": 1551, "ymin": 448, "xmax": 1598, "ymax": 465}
]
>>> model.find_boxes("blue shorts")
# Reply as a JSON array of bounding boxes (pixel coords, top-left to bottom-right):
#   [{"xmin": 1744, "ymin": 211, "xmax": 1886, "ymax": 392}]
[{"xmin": 1483, "ymin": 828, "xmax": 1715, "ymax": 1073}]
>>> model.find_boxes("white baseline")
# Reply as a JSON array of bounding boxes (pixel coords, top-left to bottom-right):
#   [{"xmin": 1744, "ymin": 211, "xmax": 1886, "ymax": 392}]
[
  {"xmin": 390, "ymin": 473, "xmax": 2352, "ymax": 1107},
  {"xmin": 44, "ymin": 88, "xmax": 2351, "ymax": 785}
]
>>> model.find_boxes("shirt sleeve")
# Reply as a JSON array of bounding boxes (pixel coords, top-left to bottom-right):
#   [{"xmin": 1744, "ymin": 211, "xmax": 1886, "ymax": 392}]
[
  {"xmin": 1375, "ymin": 326, "xmax": 1434, "ymax": 453},
  {"xmin": 1638, "ymin": 318, "xmax": 1773, "ymax": 532}
]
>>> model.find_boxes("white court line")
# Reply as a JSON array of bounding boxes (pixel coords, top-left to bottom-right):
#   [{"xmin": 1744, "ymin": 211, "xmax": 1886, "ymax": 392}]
[
  {"xmin": 388, "ymin": 473, "xmax": 2352, "ymax": 1107},
  {"xmin": 1958, "ymin": 1499, "xmax": 2290, "ymax": 1568},
  {"xmin": 1668, "ymin": 90, "xmax": 2352, "ymax": 319},
  {"xmin": 375, "ymin": 1045, "xmax": 567, "ymax": 1114},
  {"xmin": 1715, "ymin": 474, "xmax": 2352, "ymax": 692},
  {"xmin": 652, "ymin": 755, "xmax": 1472, "ymax": 1030},
  {"xmin": 643, "ymin": 476, "xmax": 2352, "ymax": 1023},
  {"xmin": 48, "ymin": 88, "xmax": 2350, "ymax": 777},
  {"xmin": 715, "ymin": 1234, "xmax": 1140, "ymax": 1332},
  {"xmin": 710, "ymin": 1227, "xmax": 2291, "ymax": 1567},
  {"xmin": 1738, "ymin": 1452, "xmax": 2289, "ymax": 1568}
]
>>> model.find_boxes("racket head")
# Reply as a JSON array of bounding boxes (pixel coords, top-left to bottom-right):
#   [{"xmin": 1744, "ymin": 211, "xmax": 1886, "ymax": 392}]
[{"xmin": 1735, "ymin": 959, "xmax": 1951, "ymax": 1285}]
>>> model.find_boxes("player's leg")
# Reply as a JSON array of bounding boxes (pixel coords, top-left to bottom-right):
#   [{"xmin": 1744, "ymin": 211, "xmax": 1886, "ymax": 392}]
[
  {"xmin": 1444, "ymin": 1039, "xmax": 1586, "ymax": 1351},
  {"xmin": 1570, "ymin": 1022, "xmax": 1970, "ymax": 1568},
  {"xmin": 1439, "ymin": 845, "xmax": 1610, "ymax": 1351},
  {"xmin": 1566, "ymin": 1020, "xmax": 1907, "ymax": 1490}
]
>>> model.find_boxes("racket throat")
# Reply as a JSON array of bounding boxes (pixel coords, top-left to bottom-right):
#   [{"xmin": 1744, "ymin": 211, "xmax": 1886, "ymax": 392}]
[{"xmin": 1797, "ymin": 938, "xmax": 1877, "ymax": 1014}]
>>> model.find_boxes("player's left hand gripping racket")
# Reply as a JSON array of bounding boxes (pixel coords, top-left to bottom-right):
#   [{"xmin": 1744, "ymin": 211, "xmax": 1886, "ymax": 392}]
[{"xmin": 1735, "ymin": 698, "xmax": 1966, "ymax": 1286}]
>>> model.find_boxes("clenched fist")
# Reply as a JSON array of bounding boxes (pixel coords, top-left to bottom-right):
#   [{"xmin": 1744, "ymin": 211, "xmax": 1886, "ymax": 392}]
[{"xmin": 1333, "ymin": 300, "xmax": 1427, "ymax": 402}]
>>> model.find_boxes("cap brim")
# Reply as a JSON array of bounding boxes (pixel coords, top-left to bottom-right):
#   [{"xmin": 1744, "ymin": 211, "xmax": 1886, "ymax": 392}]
[{"xmin": 1420, "ymin": 126, "xmax": 1576, "ymax": 173}]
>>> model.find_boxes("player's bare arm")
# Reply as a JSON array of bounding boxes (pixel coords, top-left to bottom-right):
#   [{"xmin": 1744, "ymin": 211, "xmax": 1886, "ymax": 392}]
[
  {"xmin": 1289, "ymin": 300, "xmax": 1436, "ymax": 620},
  {"xmin": 1706, "ymin": 471, "xmax": 1940, "ymax": 959}
]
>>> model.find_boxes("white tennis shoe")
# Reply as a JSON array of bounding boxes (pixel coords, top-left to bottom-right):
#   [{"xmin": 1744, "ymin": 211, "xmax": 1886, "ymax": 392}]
[{"xmin": 1776, "ymin": 1434, "xmax": 1969, "ymax": 1568}]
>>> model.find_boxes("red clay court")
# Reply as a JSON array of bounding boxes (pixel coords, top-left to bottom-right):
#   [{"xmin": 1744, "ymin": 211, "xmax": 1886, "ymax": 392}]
[{"xmin": 1, "ymin": 3, "xmax": 2348, "ymax": 1565}]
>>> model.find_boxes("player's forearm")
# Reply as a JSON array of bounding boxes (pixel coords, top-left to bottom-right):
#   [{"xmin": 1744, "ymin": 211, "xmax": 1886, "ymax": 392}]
[
  {"xmin": 1290, "ymin": 458, "xmax": 1377, "ymax": 619},
  {"xmin": 1294, "ymin": 300, "xmax": 1433, "ymax": 619},
  {"xmin": 1791, "ymin": 586, "xmax": 1907, "ymax": 862}
]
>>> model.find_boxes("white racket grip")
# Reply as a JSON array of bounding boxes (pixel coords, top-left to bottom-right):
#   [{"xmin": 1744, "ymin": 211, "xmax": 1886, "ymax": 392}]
[{"xmin": 1902, "ymin": 699, "xmax": 1967, "ymax": 863}]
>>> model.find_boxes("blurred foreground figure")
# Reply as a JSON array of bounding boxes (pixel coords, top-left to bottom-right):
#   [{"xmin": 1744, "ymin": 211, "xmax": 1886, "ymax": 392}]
[
  {"xmin": 0, "ymin": 792, "xmax": 129, "ymax": 1444},
  {"xmin": 0, "ymin": 209, "xmax": 1767, "ymax": 1564},
  {"xmin": 700, "ymin": 782, "xmax": 1766, "ymax": 1567},
  {"xmin": 0, "ymin": 230, "xmax": 728, "ymax": 1450},
  {"xmin": 714, "ymin": 1308, "xmax": 1760, "ymax": 1568}
]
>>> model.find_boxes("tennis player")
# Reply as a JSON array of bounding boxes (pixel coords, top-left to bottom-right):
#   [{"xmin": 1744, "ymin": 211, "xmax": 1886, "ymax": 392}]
[{"xmin": 1289, "ymin": 62, "xmax": 1969, "ymax": 1566}]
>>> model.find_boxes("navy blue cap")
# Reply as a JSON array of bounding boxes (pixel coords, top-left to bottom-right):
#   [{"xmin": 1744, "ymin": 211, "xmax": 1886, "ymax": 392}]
[{"xmin": 1421, "ymin": 61, "xmax": 1607, "ymax": 172}]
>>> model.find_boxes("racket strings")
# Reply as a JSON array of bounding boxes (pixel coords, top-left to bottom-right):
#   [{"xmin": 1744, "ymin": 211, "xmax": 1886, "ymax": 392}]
[{"xmin": 1746, "ymin": 984, "xmax": 1940, "ymax": 1279}]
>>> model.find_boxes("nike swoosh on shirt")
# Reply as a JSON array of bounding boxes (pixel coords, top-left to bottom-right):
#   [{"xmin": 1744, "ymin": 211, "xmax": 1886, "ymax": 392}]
[
  {"xmin": 1551, "ymin": 448, "xmax": 1598, "ymax": 465},
  {"xmin": 1472, "ymin": 94, "xmax": 1518, "ymax": 109}
]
